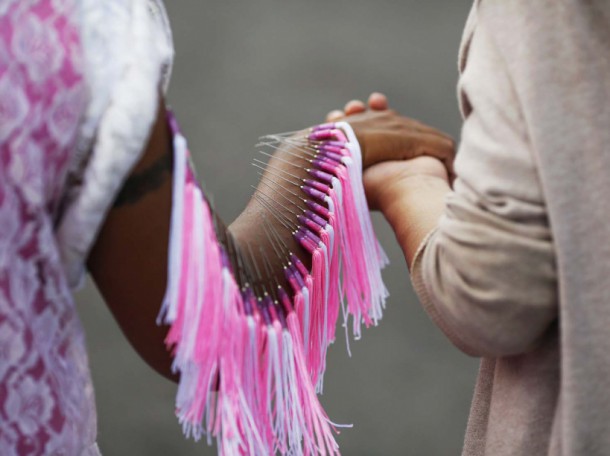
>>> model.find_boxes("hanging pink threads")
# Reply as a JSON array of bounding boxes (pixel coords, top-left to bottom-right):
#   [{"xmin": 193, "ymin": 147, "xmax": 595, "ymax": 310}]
[{"xmin": 159, "ymin": 110, "xmax": 387, "ymax": 455}]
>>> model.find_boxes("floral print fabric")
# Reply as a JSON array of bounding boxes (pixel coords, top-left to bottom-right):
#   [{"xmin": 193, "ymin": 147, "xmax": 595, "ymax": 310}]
[{"xmin": 0, "ymin": 0, "xmax": 99, "ymax": 454}]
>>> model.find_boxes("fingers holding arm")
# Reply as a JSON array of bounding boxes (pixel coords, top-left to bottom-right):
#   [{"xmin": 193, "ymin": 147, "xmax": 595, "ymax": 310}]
[{"xmin": 325, "ymin": 93, "xmax": 456, "ymax": 176}]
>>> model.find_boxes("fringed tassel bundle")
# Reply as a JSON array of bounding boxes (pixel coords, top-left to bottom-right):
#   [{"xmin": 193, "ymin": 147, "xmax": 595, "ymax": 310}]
[{"xmin": 159, "ymin": 111, "xmax": 388, "ymax": 455}]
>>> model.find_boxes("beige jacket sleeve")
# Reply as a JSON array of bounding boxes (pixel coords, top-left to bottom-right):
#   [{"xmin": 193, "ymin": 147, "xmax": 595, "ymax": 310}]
[{"xmin": 411, "ymin": 19, "xmax": 558, "ymax": 358}]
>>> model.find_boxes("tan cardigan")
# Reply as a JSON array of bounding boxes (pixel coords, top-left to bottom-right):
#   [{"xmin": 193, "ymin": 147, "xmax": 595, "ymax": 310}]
[{"xmin": 411, "ymin": 1, "xmax": 610, "ymax": 454}]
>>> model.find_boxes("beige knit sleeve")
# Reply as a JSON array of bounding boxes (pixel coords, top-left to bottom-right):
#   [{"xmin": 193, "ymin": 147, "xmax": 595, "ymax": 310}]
[{"xmin": 411, "ymin": 20, "xmax": 558, "ymax": 358}]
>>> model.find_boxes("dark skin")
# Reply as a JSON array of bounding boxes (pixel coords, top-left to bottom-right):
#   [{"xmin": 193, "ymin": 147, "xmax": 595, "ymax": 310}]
[
  {"xmin": 87, "ymin": 100, "xmax": 178, "ymax": 381},
  {"xmin": 86, "ymin": 94, "xmax": 455, "ymax": 381}
]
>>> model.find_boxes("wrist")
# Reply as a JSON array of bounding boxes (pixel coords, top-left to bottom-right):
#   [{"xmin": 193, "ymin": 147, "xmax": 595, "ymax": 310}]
[
  {"xmin": 378, "ymin": 173, "xmax": 449, "ymax": 214},
  {"xmin": 380, "ymin": 174, "xmax": 450, "ymax": 265}
]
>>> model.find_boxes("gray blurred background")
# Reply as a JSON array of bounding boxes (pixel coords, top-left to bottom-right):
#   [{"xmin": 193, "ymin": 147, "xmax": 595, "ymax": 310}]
[{"xmin": 75, "ymin": 1, "xmax": 478, "ymax": 454}]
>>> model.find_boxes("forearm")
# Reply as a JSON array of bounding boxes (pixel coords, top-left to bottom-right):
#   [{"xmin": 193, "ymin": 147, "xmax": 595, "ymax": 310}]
[
  {"xmin": 228, "ymin": 134, "xmax": 314, "ymax": 283},
  {"xmin": 380, "ymin": 175, "xmax": 451, "ymax": 268},
  {"xmin": 387, "ymin": 175, "xmax": 558, "ymax": 356}
]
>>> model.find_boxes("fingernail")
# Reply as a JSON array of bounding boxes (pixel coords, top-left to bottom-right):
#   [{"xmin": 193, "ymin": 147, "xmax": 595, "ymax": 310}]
[{"xmin": 327, "ymin": 110, "xmax": 344, "ymax": 120}]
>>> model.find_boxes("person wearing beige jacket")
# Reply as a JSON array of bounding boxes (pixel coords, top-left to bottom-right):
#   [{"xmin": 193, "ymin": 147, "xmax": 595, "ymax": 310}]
[{"xmin": 334, "ymin": 0, "xmax": 610, "ymax": 454}]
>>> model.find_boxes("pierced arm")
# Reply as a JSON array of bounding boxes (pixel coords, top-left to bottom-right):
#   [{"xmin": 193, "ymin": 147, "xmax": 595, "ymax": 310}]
[
  {"xmin": 85, "ymin": 97, "xmax": 419, "ymax": 381},
  {"xmin": 86, "ymin": 98, "xmax": 307, "ymax": 380}
]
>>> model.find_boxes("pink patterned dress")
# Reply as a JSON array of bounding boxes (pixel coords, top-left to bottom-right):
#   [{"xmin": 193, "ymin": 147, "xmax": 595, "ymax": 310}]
[
  {"xmin": 0, "ymin": 0, "xmax": 98, "ymax": 454},
  {"xmin": 0, "ymin": 0, "xmax": 173, "ymax": 454}
]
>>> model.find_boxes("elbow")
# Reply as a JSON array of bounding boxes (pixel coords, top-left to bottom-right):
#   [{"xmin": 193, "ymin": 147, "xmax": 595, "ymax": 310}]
[
  {"xmin": 415, "ymin": 209, "xmax": 558, "ymax": 358},
  {"xmin": 432, "ymin": 287, "xmax": 557, "ymax": 358}
]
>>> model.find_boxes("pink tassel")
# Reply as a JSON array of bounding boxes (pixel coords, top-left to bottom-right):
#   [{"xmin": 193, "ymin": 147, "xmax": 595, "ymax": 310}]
[
  {"xmin": 323, "ymin": 223, "xmax": 341, "ymax": 347},
  {"xmin": 160, "ymin": 113, "xmax": 386, "ymax": 455},
  {"xmin": 337, "ymin": 122, "xmax": 389, "ymax": 324},
  {"xmin": 286, "ymin": 311, "xmax": 340, "ymax": 456}
]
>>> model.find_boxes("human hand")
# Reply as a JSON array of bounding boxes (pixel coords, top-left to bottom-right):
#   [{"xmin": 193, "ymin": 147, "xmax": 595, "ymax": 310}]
[{"xmin": 326, "ymin": 93, "xmax": 456, "ymax": 179}]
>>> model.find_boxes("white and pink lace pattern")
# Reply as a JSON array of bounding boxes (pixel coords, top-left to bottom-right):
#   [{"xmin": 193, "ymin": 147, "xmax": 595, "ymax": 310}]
[
  {"xmin": 0, "ymin": 0, "xmax": 99, "ymax": 454},
  {"xmin": 0, "ymin": 0, "xmax": 174, "ymax": 453}
]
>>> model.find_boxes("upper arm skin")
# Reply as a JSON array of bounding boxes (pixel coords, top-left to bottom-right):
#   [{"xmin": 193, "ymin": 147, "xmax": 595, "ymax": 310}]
[
  {"xmin": 414, "ymin": 23, "xmax": 558, "ymax": 358},
  {"xmin": 87, "ymin": 99, "xmax": 178, "ymax": 381}
]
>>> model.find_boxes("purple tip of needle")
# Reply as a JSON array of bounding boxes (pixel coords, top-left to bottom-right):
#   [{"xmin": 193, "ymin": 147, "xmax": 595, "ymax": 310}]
[{"xmin": 313, "ymin": 122, "xmax": 335, "ymax": 131}]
